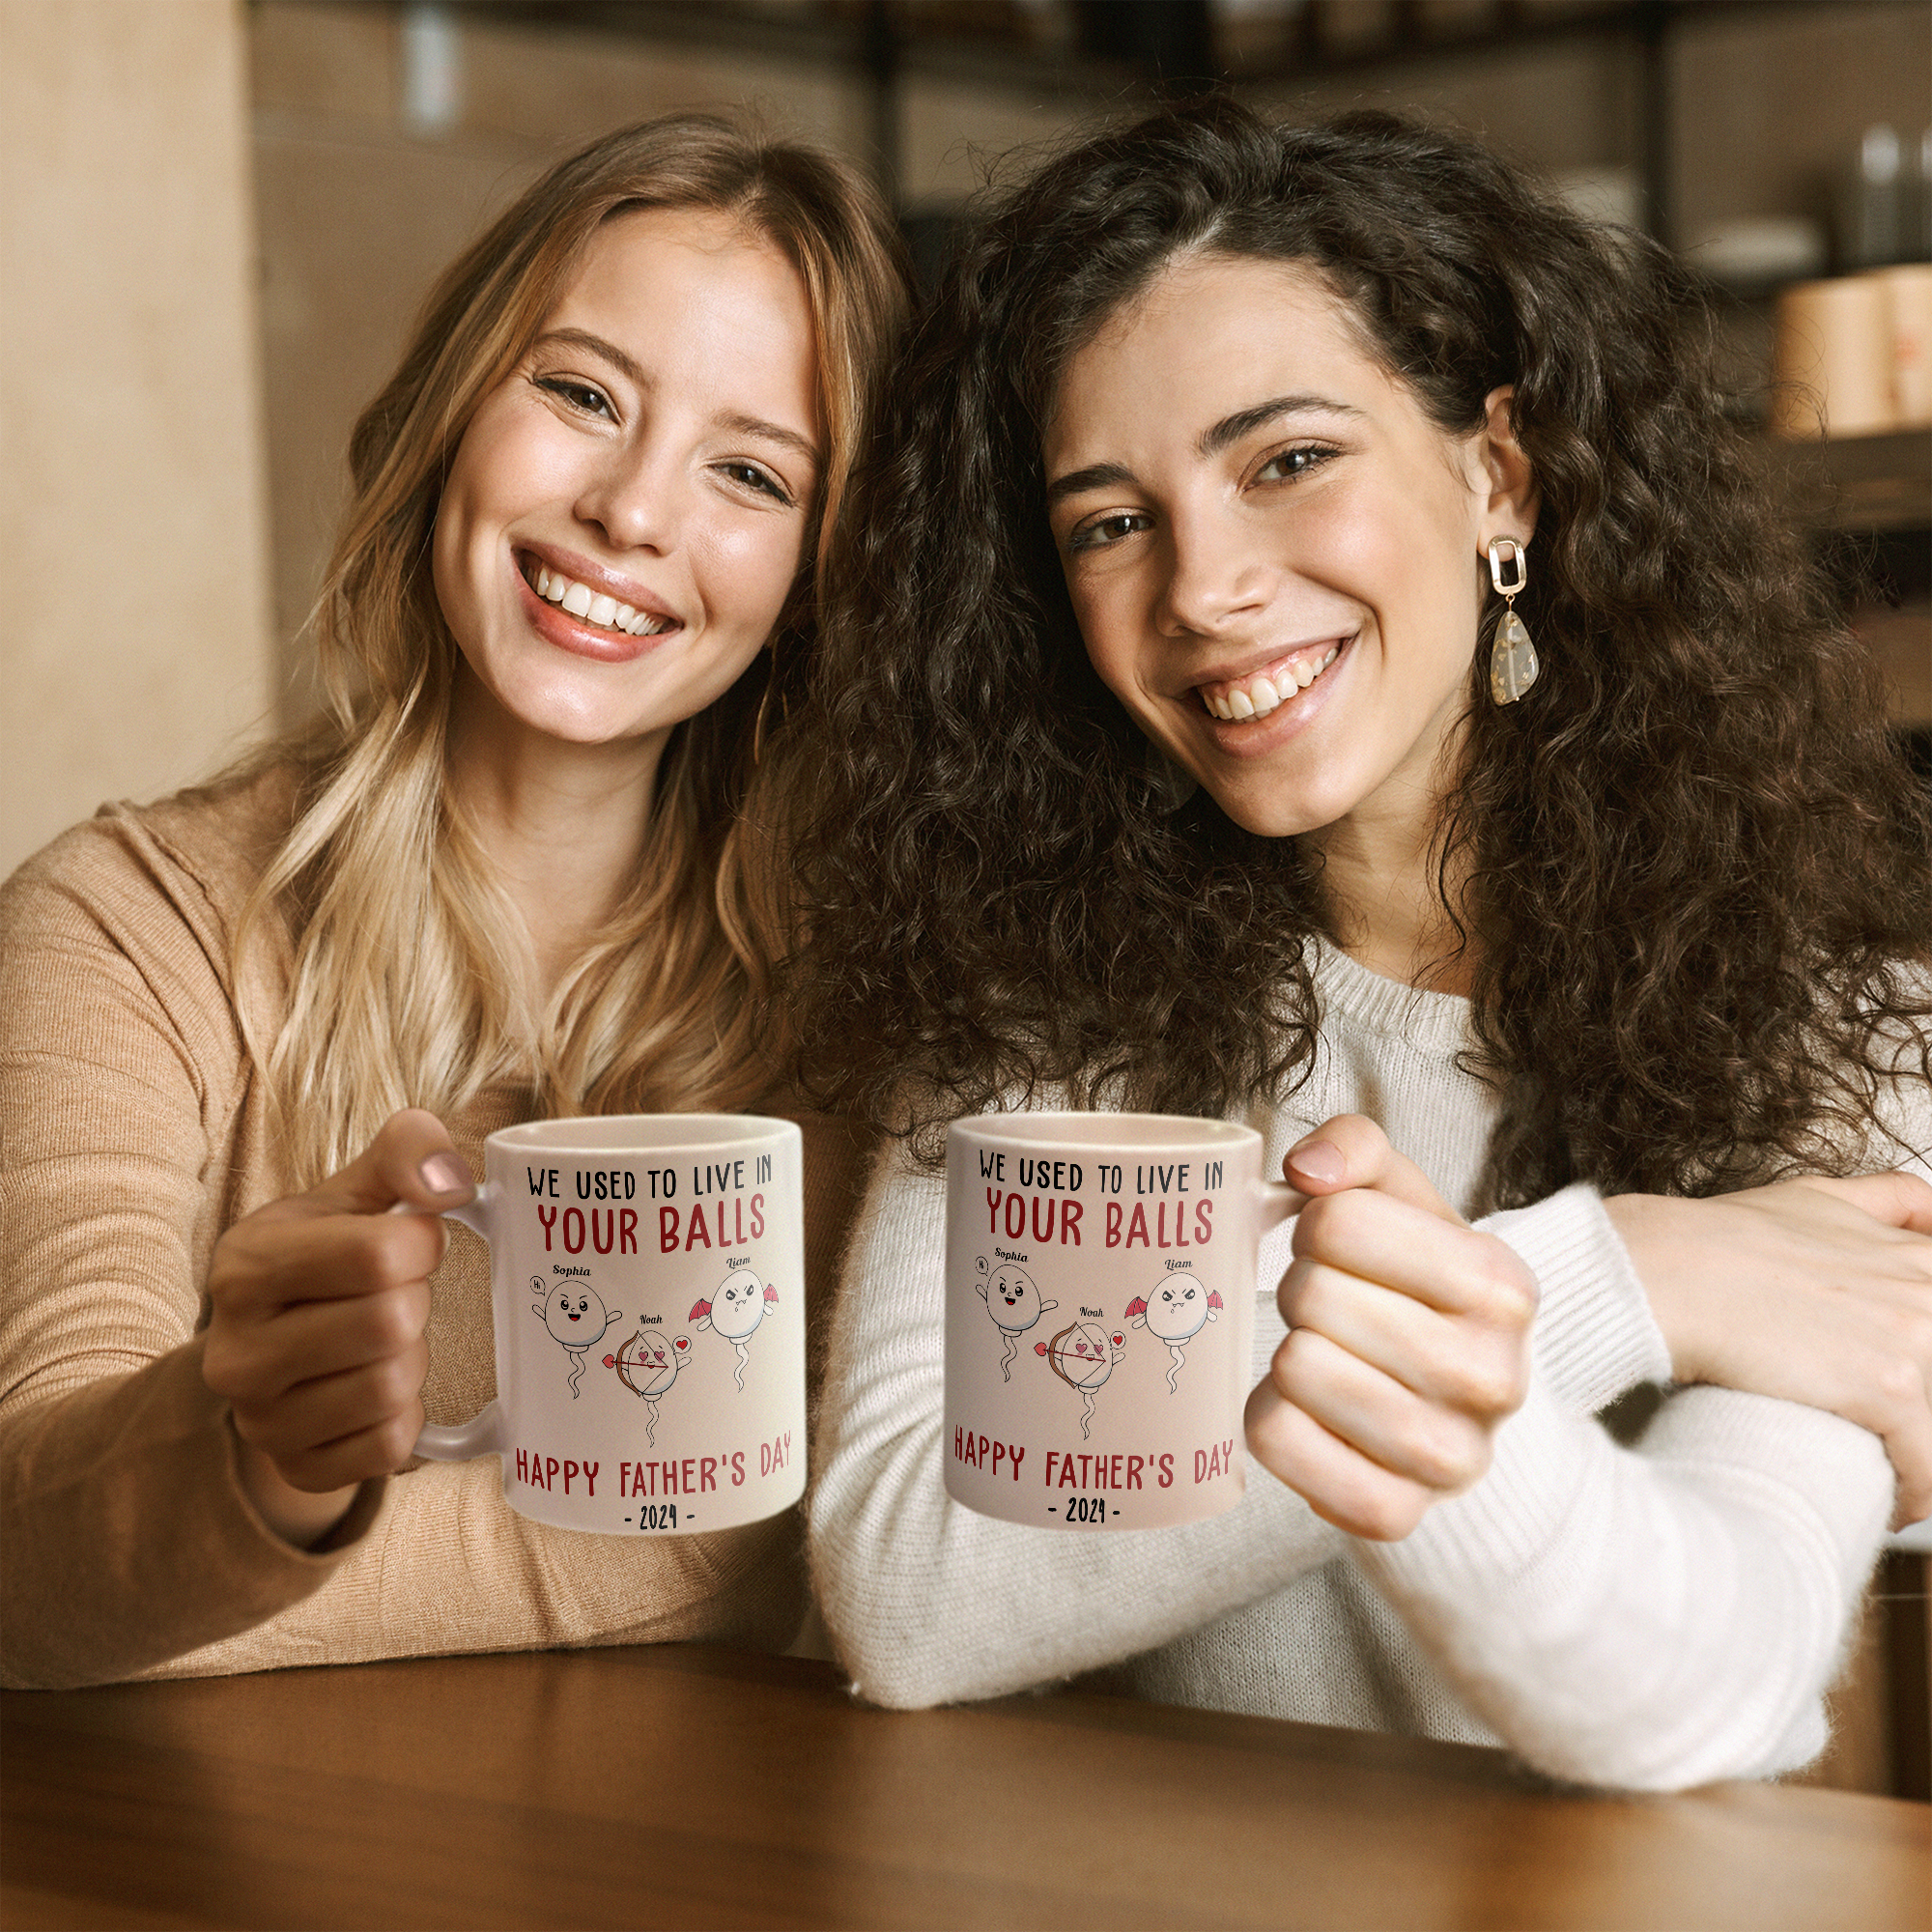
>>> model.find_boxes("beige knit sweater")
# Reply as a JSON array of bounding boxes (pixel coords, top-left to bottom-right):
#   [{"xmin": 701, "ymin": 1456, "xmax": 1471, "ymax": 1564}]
[{"xmin": 0, "ymin": 769, "xmax": 873, "ymax": 1690}]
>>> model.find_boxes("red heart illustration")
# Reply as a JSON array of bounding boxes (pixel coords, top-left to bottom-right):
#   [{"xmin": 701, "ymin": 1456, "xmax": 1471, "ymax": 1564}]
[{"xmin": 674, "ymin": 1337, "xmax": 691, "ymax": 1351}]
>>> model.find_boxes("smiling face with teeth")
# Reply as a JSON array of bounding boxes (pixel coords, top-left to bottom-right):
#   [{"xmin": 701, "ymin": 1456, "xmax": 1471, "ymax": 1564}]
[
  {"xmin": 432, "ymin": 205, "xmax": 821, "ymax": 765},
  {"xmin": 1043, "ymin": 254, "xmax": 1535, "ymax": 853}
]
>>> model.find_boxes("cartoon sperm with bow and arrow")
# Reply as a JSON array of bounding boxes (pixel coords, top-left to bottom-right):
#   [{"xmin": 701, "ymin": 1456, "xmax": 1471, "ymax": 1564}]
[{"xmin": 603, "ymin": 1328, "xmax": 693, "ymax": 1446}]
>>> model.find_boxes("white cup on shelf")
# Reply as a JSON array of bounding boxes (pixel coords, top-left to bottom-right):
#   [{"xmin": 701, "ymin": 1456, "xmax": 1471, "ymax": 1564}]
[{"xmin": 1772, "ymin": 275, "xmax": 1896, "ymax": 439}]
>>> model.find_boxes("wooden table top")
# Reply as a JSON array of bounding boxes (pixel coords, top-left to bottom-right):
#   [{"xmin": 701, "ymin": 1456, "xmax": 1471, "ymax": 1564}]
[{"xmin": 4, "ymin": 1644, "xmax": 1927, "ymax": 1931}]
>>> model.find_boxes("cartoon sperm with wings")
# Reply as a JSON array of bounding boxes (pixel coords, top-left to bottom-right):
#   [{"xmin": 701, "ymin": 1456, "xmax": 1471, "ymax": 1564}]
[
  {"xmin": 690, "ymin": 1267, "xmax": 778, "ymax": 1391},
  {"xmin": 602, "ymin": 1329, "xmax": 692, "ymax": 1447},
  {"xmin": 1036, "ymin": 1321, "xmax": 1125, "ymax": 1440},
  {"xmin": 531, "ymin": 1276, "xmax": 621, "ymax": 1398},
  {"xmin": 976, "ymin": 1254, "xmax": 1058, "ymax": 1381},
  {"xmin": 1124, "ymin": 1268, "xmax": 1222, "ymax": 1392}
]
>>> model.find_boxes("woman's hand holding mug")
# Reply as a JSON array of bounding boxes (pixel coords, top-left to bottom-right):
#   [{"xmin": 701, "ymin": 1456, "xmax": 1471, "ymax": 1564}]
[
  {"xmin": 202, "ymin": 1108, "xmax": 474, "ymax": 1548},
  {"xmin": 209, "ymin": 1110, "xmax": 810, "ymax": 1547},
  {"xmin": 1245, "ymin": 1116, "xmax": 1540, "ymax": 1542}
]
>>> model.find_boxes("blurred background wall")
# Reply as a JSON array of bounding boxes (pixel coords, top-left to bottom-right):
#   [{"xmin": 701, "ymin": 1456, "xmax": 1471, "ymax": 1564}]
[{"xmin": 1, "ymin": 0, "xmax": 273, "ymax": 875}]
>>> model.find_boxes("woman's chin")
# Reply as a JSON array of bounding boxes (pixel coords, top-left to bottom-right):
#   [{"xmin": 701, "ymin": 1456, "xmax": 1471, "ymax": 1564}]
[
  {"xmin": 1176, "ymin": 731, "xmax": 1356, "ymax": 838},
  {"xmin": 1205, "ymin": 782, "xmax": 1346, "ymax": 840},
  {"xmin": 452, "ymin": 661, "xmax": 668, "ymax": 758}
]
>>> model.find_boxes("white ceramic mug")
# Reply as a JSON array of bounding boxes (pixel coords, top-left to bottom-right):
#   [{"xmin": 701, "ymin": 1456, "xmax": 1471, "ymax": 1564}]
[
  {"xmin": 945, "ymin": 1113, "xmax": 1296, "ymax": 1530},
  {"xmin": 415, "ymin": 1114, "xmax": 805, "ymax": 1534}
]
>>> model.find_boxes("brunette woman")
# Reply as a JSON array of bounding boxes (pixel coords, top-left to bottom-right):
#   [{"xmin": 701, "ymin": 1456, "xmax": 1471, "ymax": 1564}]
[
  {"xmin": 795, "ymin": 102, "xmax": 1931, "ymax": 1788},
  {"xmin": 0, "ymin": 116, "xmax": 906, "ymax": 1688}
]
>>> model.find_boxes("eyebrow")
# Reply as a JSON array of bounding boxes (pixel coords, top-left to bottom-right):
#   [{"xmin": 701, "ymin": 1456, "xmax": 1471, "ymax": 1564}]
[
  {"xmin": 1044, "ymin": 461, "xmax": 1136, "ymax": 508},
  {"xmin": 715, "ymin": 410, "xmax": 821, "ymax": 469},
  {"xmin": 1197, "ymin": 393, "xmax": 1364, "ymax": 459},
  {"xmin": 1045, "ymin": 392, "xmax": 1363, "ymax": 508},
  {"xmin": 531, "ymin": 327, "xmax": 821, "ymax": 468}
]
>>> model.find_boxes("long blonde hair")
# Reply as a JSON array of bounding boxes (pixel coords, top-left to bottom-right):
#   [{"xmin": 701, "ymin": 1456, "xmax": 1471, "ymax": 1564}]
[{"xmin": 242, "ymin": 115, "xmax": 909, "ymax": 1184}]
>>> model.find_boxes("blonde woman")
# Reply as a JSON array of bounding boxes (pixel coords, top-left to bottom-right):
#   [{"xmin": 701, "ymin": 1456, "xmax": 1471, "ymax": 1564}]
[{"xmin": 0, "ymin": 116, "xmax": 907, "ymax": 1689}]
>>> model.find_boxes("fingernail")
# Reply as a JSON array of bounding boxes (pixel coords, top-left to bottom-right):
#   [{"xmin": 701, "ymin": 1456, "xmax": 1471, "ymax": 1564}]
[
  {"xmin": 1287, "ymin": 1139, "xmax": 1346, "ymax": 1186},
  {"xmin": 419, "ymin": 1152, "xmax": 469, "ymax": 1197}
]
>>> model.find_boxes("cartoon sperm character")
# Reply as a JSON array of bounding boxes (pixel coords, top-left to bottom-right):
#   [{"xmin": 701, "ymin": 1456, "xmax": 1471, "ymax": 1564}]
[
  {"xmin": 603, "ymin": 1329, "xmax": 692, "ymax": 1447},
  {"xmin": 1035, "ymin": 1321, "xmax": 1125, "ymax": 1440},
  {"xmin": 531, "ymin": 1277, "xmax": 621, "ymax": 1398},
  {"xmin": 975, "ymin": 1254, "xmax": 1058, "ymax": 1382},
  {"xmin": 1124, "ymin": 1268, "xmax": 1223, "ymax": 1393},
  {"xmin": 690, "ymin": 1267, "xmax": 778, "ymax": 1391}
]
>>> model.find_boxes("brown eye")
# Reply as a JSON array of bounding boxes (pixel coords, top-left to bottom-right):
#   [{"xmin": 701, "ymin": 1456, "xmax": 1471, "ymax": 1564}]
[{"xmin": 1068, "ymin": 510, "xmax": 1151, "ymax": 554}]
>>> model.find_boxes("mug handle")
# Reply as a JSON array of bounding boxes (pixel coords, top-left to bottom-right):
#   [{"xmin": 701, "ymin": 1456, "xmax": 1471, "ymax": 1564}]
[
  {"xmin": 1254, "ymin": 1178, "xmax": 1302, "ymax": 1234},
  {"xmin": 389, "ymin": 1189, "xmax": 506, "ymax": 1463}
]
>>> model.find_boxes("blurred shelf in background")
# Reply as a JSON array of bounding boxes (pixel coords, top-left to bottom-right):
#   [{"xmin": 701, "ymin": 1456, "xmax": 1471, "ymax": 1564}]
[
  {"xmin": 414, "ymin": 0, "xmax": 1929, "ymax": 249},
  {"xmin": 1776, "ymin": 428, "xmax": 1932, "ymax": 734},
  {"xmin": 1780, "ymin": 425, "xmax": 1932, "ymax": 533}
]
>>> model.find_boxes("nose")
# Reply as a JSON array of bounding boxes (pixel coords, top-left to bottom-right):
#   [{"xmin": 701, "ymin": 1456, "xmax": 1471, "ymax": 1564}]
[
  {"xmin": 575, "ymin": 438, "xmax": 688, "ymax": 555},
  {"xmin": 1156, "ymin": 497, "xmax": 1272, "ymax": 639}
]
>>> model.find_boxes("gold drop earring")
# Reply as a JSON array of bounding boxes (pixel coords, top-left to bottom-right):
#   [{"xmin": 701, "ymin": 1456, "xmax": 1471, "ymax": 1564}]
[{"xmin": 1487, "ymin": 536, "xmax": 1539, "ymax": 705}]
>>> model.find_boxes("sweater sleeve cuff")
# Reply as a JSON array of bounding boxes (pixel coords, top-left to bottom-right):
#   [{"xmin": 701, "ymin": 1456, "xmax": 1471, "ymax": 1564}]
[
  {"xmin": 1365, "ymin": 1378, "xmax": 1892, "ymax": 1609},
  {"xmin": 1482, "ymin": 1184, "xmax": 1672, "ymax": 1415},
  {"xmin": 2, "ymin": 1340, "xmax": 386, "ymax": 1687},
  {"xmin": 1366, "ymin": 1374, "xmax": 1592, "ymax": 1596},
  {"xmin": 218, "ymin": 1408, "xmax": 387, "ymax": 1557}
]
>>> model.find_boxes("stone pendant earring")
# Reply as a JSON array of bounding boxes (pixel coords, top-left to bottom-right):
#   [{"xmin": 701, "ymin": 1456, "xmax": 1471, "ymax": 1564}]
[{"xmin": 1487, "ymin": 536, "xmax": 1539, "ymax": 705}]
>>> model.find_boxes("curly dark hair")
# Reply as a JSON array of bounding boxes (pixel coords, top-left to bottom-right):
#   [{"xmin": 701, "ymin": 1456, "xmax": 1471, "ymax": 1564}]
[{"xmin": 785, "ymin": 99, "xmax": 1930, "ymax": 1206}]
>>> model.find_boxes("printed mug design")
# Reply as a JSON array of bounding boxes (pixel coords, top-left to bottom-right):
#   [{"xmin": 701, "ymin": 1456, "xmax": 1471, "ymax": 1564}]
[
  {"xmin": 413, "ymin": 1114, "xmax": 806, "ymax": 1538},
  {"xmin": 947, "ymin": 1115, "xmax": 1294, "ymax": 1530},
  {"xmin": 1124, "ymin": 1266, "xmax": 1223, "ymax": 1393},
  {"xmin": 531, "ymin": 1276, "xmax": 623, "ymax": 1398},
  {"xmin": 976, "ymin": 1254, "xmax": 1059, "ymax": 1380},
  {"xmin": 1036, "ymin": 1321, "xmax": 1127, "ymax": 1439},
  {"xmin": 602, "ymin": 1329, "xmax": 693, "ymax": 1446},
  {"xmin": 690, "ymin": 1266, "xmax": 779, "ymax": 1390}
]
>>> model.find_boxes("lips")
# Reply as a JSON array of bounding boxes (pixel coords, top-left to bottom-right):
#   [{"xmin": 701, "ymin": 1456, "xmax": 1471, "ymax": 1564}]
[
  {"xmin": 1194, "ymin": 635, "xmax": 1350, "ymax": 721},
  {"xmin": 523, "ymin": 558, "xmax": 675, "ymax": 639},
  {"xmin": 1187, "ymin": 631, "xmax": 1355, "ymax": 759},
  {"xmin": 513, "ymin": 548, "xmax": 681, "ymax": 664}
]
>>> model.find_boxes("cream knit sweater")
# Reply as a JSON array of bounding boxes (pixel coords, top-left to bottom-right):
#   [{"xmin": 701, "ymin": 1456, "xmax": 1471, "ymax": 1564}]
[{"xmin": 810, "ymin": 945, "xmax": 1918, "ymax": 1791}]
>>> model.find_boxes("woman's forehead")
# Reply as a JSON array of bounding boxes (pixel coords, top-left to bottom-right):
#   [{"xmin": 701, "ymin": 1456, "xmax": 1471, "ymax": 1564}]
[
  {"xmin": 546, "ymin": 205, "xmax": 823, "ymax": 448},
  {"xmin": 1042, "ymin": 255, "xmax": 1382, "ymax": 467}
]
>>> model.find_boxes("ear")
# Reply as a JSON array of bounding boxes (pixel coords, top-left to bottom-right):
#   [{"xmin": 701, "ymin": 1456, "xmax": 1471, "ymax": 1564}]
[{"xmin": 1473, "ymin": 385, "xmax": 1539, "ymax": 552}]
